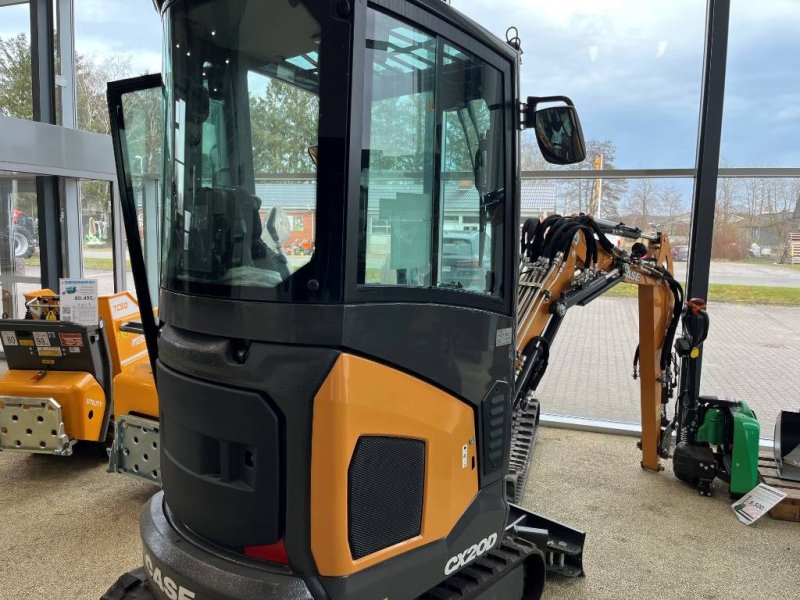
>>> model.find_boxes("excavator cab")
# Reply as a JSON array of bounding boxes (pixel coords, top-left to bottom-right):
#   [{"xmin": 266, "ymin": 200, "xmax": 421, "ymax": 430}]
[{"xmin": 105, "ymin": 1, "xmax": 586, "ymax": 599}]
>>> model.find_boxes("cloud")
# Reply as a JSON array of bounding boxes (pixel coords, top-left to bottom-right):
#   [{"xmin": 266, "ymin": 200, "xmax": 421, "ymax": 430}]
[
  {"xmin": 452, "ymin": 0, "xmax": 800, "ymax": 169},
  {"xmin": 74, "ymin": 1, "xmax": 162, "ymax": 73},
  {"xmin": 3, "ymin": 0, "xmax": 799, "ymax": 168},
  {"xmin": 0, "ymin": 4, "xmax": 30, "ymax": 40}
]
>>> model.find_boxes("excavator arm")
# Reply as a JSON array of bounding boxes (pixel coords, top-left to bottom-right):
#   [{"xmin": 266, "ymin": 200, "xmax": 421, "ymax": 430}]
[{"xmin": 512, "ymin": 214, "xmax": 683, "ymax": 489}]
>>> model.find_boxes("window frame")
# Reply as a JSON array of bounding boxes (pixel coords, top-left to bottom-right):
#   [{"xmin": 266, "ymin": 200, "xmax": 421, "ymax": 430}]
[{"xmin": 344, "ymin": 0, "xmax": 518, "ymax": 316}]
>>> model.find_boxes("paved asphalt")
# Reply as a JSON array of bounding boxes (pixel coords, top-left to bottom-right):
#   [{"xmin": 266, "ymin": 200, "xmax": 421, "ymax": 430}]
[
  {"xmin": 537, "ymin": 296, "xmax": 800, "ymax": 436},
  {"xmin": 671, "ymin": 260, "xmax": 800, "ymax": 287}
]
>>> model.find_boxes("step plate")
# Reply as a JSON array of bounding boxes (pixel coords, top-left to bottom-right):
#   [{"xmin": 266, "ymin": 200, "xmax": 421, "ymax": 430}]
[
  {"xmin": 108, "ymin": 414, "xmax": 161, "ymax": 485},
  {"xmin": 0, "ymin": 396, "xmax": 73, "ymax": 455}
]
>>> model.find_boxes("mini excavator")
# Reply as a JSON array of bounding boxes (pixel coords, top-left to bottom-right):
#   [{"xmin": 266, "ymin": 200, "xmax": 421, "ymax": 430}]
[
  {"xmin": 100, "ymin": 1, "xmax": 759, "ymax": 599},
  {"xmin": 0, "ymin": 289, "xmax": 159, "ymax": 484}
]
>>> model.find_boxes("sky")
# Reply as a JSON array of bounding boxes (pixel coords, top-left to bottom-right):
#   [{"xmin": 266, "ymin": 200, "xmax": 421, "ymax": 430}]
[{"xmin": 1, "ymin": 0, "xmax": 798, "ymax": 170}]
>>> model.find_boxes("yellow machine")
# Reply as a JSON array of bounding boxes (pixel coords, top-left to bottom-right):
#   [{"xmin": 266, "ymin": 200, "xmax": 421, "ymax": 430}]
[
  {"xmin": 0, "ymin": 290, "xmax": 158, "ymax": 483},
  {"xmin": 100, "ymin": 292, "xmax": 161, "ymax": 483}
]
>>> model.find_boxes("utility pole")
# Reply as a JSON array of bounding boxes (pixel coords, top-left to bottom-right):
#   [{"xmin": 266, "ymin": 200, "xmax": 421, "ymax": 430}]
[{"xmin": 589, "ymin": 153, "xmax": 603, "ymax": 216}]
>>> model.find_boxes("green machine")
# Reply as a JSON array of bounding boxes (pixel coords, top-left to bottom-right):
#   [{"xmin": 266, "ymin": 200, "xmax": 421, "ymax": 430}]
[{"xmin": 664, "ymin": 298, "xmax": 761, "ymax": 497}]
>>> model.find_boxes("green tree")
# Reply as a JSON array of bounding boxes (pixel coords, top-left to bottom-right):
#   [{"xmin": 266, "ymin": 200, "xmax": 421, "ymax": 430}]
[
  {"xmin": 249, "ymin": 77, "xmax": 319, "ymax": 174},
  {"xmin": 0, "ymin": 33, "xmax": 33, "ymax": 119}
]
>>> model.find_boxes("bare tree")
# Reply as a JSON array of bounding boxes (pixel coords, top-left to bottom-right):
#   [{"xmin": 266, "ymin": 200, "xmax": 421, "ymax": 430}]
[
  {"xmin": 519, "ymin": 130, "xmax": 551, "ymax": 171},
  {"xmin": 654, "ymin": 183, "xmax": 686, "ymax": 236},
  {"xmin": 76, "ymin": 54, "xmax": 136, "ymax": 134},
  {"xmin": 557, "ymin": 140, "xmax": 627, "ymax": 217},
  {"xmin": 620, "ymin": 178, "xmax": 657, "ymax": 229}
]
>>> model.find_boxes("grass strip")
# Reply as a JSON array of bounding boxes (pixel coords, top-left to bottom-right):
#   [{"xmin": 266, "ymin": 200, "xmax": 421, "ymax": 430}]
[{"xmin": 606, "ymin": 282, "xmax": 800, "ymax": 306}]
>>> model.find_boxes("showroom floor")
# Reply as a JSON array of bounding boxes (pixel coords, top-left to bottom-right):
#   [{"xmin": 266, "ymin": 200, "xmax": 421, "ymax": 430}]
[{"xmin": 0, "ymin": 428, "xmax": 797, "ymax": 600}]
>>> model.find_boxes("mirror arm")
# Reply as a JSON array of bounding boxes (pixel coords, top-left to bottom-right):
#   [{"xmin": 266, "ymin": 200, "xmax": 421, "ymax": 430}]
[
  {"xmin": 520, "ymin": 101, "xmax": 533, "ymax": 131},
  {"xmin": 522, "ymin": 95, "xmax": 577, "ymax": 129}
]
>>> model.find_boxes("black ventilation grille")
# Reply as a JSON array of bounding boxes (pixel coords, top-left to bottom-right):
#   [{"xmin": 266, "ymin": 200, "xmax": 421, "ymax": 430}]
[
  {"xmin": 348, "ymin": 436, "xmax": 425, "ymax": 560},
  {"xmin": 482, "ymin": 386, "xmax": 509, "ymax": 477}
]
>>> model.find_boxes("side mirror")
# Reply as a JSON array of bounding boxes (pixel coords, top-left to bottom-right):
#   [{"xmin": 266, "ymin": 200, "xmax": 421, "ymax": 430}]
[{"xmin": 525, "ymin": 96, "xmax": 586, "ymax": 165}]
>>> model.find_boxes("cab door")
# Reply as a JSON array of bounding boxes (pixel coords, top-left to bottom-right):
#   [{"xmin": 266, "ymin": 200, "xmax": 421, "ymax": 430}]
[{"xmin": 107, "ymin": 74, "xmax": 164, "ymax": 373}]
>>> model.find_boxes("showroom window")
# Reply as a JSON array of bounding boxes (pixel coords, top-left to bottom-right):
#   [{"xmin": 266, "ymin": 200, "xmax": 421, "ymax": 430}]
[
  {"xmin": 455, "ymin": 0, "xmax": 708, "ymax": 170},
  {"xmin": 720, "ymin": 0, "xmax": 800, "ymax": 167},
  {"xmin": 449, "ymin": 0, "xmax": 708, "ymax": 426},
  {"xmin": 0, "ymin": 2, "xmax": 33, "ymax": 121},
  {"xmin": 74, "ymin": 0, "xmax": 162, "ymax": 133}
]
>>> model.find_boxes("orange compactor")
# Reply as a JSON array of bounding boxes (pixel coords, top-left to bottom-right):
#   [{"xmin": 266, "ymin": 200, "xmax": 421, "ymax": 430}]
[{"xmin": 0, "ymin": 290, "xmax": 159, "ymax": 484}]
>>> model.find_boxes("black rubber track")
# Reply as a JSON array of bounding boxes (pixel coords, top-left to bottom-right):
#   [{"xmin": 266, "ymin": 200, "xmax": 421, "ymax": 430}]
[
  {"xmin": 417, "ymin": 536, "xmax": 545, "ymax": 600},
  {"xmin": 101, "ymin": 537, "xmax": 546, "ymax": 600},
  {"xmin": 505, "ymin": 398, "xmax": 541, "ymax": 504},
  {"xmin": 101, "ymin": 568, "xmax": 154, "ymax": 600}
]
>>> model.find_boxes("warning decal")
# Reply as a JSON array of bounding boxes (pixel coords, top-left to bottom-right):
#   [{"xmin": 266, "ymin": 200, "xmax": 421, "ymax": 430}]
[
  {"xmin": 59, "ymin": 333, "xmax": 84, "ymax": 347},
  {"xmin": 37, "ymin": 347, "xmax": 63, "ymax": 357}
]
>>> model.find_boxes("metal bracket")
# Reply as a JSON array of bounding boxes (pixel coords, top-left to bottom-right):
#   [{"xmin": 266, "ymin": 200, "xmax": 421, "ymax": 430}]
[
  {"xmin": 107, "ymin": 414, "xmax": 161, "ymax": 485},
  {"xmin": 0, "ymin": 396, "xmax": 74, "ymax": 455},
  {"xmin": 506, "ymin": 504, "xmax": 586, "ymax": 577}
]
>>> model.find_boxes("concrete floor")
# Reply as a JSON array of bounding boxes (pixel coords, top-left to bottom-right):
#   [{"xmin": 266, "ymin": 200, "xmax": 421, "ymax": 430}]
[
  {"xmin": 526, "ymin": 429, "xmax": 799, "ymax": 600},
  {"xmin": 0, "ymin": 428, "xmax": 797, "ymax": 600}
]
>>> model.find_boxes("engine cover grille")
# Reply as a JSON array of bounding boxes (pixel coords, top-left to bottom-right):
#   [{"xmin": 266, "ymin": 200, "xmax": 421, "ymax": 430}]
[{"xmin": 348, "ymin": 436, "xmax": 425, "ymax": 559}]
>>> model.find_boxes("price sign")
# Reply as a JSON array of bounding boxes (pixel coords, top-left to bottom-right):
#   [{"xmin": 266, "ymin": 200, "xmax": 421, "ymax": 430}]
[
  {"xmin": 731, "ymin": 483, "xmax": 787, "ymax": 524},
  {"xmin": 59, "ymin": 279, "xmax": 99, "ymax": 326}
]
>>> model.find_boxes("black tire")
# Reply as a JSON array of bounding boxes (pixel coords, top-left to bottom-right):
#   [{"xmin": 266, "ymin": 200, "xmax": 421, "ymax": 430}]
[
  {"xmin": 13, "ymin": 227, "xmax": 35, "ymax": 259},
  {"xmin": 102, "ymin": 568, "xmax": 156, "ymax": 600}
]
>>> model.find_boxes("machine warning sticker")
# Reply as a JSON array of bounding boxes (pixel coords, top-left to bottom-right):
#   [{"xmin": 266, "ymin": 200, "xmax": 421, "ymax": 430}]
[
  {"xmin": 495, "ymin": 327, "xmax": 512, "ymax": 347},
  {"xmin": 33, "ymin": 332, "xmax": 51, "ymax": 347},
  {"xmin": 59, "ymin": 333, "xmax": 84, "ymax": 347},
  {"xmin": 37, "ymin": 347, "xmax": 62, "ymax": 357},
  {"xmin": 1, "ymin": 331, "xmax": 18, "ymax": 346}
]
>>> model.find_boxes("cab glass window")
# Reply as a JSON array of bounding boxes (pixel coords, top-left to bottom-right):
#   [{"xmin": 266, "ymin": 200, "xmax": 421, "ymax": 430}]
[
  {"xmin": 359, "ymin": 9, "xmax": 505, "ymax": 297},
  {"xmin": 162, "ymin": 0, "xmax": 321, "ymax": 297}
]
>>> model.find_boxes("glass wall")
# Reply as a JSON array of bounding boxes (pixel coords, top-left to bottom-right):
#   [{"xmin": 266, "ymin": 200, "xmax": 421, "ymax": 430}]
[
  {"xmin": 74, "ymin": 0, "xmax": 162, "ymax": 133},
  {"xmin": 720, "ymin": 1, "xmax": 800, "ymax": 167},
  {"xmin": 77, "ymin": 179, "xmax": 115, "ymax": 295},
  {"xmin": 0, "ymin": 1, "xmax": 33, "ymax": 121},
  {"xmin": 0, "ymin": 170, "xmax": 41, "ymax": 318},
  {"xmin": 454, "ymin": 0, "xmax": 707, "ymax": 170},
  {"xmin": 524, "ymin": 176, "xmax": 694, "ymax": 424},
  {"xmin": 451, "ymin": 0, "xmax": 799, "ymax": 439},
  {"xmin": 451, "ymin": 0, "xmax": 707, "ymax": 427},
  {"xmin": 700, "ymin": 0, "xmax": 800, "ymax": 438},
  {"xmin": 702, "ymin": 176, "xmax": 800, "ymax": 437}
]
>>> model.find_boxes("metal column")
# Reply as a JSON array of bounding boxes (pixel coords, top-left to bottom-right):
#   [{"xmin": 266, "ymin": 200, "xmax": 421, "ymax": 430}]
[
  {"xmin": 684, "ymin": 0, "xmax": 731, "ymax": 392},
  {"xmin": 56, "ymin": 0, "xmax": 77, "ymax": 129},
  {"xmin": 30, "ymin": 0, "xmax": 63, "ymax": 289},
  {"xmin": 56, "ymin": 0, "xmax": 83, "ymax": 279}
]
